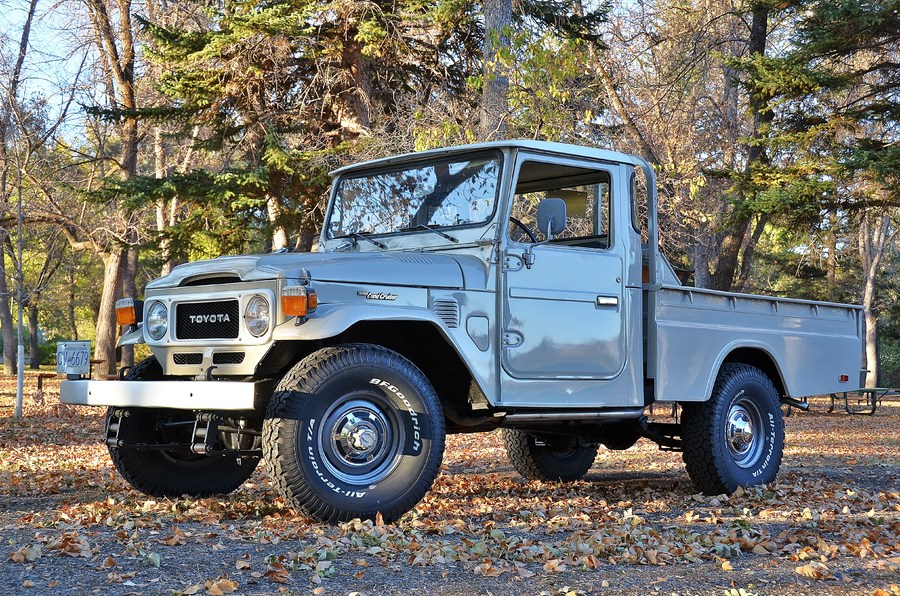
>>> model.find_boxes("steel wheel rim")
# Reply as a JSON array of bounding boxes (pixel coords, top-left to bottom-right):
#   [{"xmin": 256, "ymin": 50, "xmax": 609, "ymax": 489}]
[
  {"xmin": 725, "ymin": 397, "xmax": 764, "ymax": 468},
  {"xmin": 319, "ymin": 394, "xmax": 403, "ymax": 485}
]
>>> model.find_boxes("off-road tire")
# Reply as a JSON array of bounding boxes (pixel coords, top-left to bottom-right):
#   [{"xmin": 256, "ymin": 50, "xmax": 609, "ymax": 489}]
[
  {"xmin": 503, "ymin": 429, "xmax": 598, "ymax": 482},
  {"xmin": 108, "ymin": 357, "xmax": 259, "ymax": 498},
  {"xmin": 262, "ymin": 344, "xmax": 445, "ymax": 524},
  {"xmin": 681, "ymin": 363, "xmax": 784, "ymax": 495}
]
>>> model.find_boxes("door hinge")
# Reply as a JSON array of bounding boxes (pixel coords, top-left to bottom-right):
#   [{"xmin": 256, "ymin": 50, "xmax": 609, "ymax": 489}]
[{"xmin": 502, "ymin": 331, "xmax": 523, "ymax": 347}]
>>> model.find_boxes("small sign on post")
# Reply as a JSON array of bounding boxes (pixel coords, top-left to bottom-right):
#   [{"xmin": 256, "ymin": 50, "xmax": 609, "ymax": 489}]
[{"xmin": 56, "ymin": 341, "xmax": 91, "ymax": 377}]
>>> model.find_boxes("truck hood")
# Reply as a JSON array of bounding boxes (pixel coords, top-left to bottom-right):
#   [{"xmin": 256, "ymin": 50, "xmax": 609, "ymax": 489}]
[{"xmin": 146, "ymin": 251, "xmax": 488, "ymax": 290}]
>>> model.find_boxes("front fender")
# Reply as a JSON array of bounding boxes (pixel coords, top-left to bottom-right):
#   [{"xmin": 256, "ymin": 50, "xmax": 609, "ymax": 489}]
[{"xmin": 272, "ymin": 303, "xmax": 446, "ymax": 341}]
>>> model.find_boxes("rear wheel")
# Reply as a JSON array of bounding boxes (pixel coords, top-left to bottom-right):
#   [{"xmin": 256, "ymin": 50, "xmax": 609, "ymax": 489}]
[
  {"xmin": 681, "ymin": 363, "xmax": 784, "ymax": 495},
  {"xmin": 108, "ymin": 357, "xmax": 259, "ymax": 498},
  {"xmin": 503, "ymin": 429, "xmax": 598, "ymax": 482}
]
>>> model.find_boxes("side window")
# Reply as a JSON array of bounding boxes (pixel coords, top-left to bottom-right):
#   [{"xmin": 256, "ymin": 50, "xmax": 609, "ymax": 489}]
[{"xmin": 509, "ymin": 161, "xmax": 611, "ymax": 249}]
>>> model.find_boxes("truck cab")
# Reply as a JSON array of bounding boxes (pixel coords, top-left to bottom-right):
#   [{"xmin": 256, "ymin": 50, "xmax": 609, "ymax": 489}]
[{"xmin": 61, "ymin": 141, "xmax": 862, "ymax": 523}]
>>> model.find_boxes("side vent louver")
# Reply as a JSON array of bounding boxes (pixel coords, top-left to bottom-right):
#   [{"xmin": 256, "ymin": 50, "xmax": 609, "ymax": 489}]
[{"xmin": 432, "ymin": 298, "xmax": 460, "ymax": 328}]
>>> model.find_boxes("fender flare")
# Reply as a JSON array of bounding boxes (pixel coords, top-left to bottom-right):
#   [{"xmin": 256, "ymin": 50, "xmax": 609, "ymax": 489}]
[
  {"xmin": 272, "ymin": 304, "xmax": 451, "ymax": 341},
  {"xmin": 704, "ymin": 340, "xmax": 790, "ymax": 401},
  {"xmin": 272, "ymin": 304, "xmax": 493, "ymax": 401}
]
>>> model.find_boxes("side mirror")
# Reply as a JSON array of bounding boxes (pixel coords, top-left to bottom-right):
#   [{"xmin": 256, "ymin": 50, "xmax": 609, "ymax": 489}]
[{"xmin": 537, "ymin": 198, "xmax": 567, "ymax": 240}]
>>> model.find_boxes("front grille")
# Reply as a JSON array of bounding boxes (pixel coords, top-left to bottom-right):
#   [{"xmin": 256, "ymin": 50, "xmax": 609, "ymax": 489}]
[
  {"xmin": 213, "ymin": 352, "xmax": 245, "ymax": 365},
  {"xmin": 173, "ymin": 353, "xmax": 202, "ymax": 365},
  {"xmin": 175, "ymin": 300, "xmax": 240, "ymax": 340}
]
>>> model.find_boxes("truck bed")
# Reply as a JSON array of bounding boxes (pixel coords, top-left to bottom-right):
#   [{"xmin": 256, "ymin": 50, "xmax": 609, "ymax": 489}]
[{"xmin": 649, "ymin": 285, "xmax": 863, "ymax": 403}]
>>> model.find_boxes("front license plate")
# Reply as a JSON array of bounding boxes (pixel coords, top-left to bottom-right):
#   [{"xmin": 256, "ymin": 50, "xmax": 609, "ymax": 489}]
[{"xmin": 56, "ymin": 341, "xmax": 91, "ymax": 375}]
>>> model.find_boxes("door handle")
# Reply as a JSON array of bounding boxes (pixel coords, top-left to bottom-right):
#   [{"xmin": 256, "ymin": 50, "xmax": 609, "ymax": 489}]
[{"xmin": 596, "ymin": 296, "xmax": 618, "ymax": 307}]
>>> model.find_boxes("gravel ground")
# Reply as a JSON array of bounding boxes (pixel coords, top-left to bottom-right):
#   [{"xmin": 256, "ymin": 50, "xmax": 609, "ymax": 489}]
[{"xmin": 2, "ymin": 385, "xmax": 899, "ymax": 595}]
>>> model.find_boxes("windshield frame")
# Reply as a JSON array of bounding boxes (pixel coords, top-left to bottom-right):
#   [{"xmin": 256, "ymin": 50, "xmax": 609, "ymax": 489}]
[{"xmin": 323, "ymin": 150, "xmax": 505, "ymax": 243}]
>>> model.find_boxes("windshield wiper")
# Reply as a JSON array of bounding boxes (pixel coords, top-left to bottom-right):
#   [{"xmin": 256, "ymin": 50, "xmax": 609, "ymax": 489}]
[
  {"xmin": 400, "ymin": 224, "xmax": 459, "ymax": 243},
  {"xmin": 333, "ymin": 232, "xmax": 387, "ymax": 250}
]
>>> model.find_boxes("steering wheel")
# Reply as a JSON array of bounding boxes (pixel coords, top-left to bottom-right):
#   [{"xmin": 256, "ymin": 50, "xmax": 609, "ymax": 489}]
[{"xmin": 509, "ymin": 217, "xmax": 538, "ymax": 243}]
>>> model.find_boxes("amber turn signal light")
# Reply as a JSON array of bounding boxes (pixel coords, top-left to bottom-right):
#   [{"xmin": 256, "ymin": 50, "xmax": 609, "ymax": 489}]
[
  {"xmin": 281, "ymin": 286, "xmax": 317, "ymax": 317},
  {"xmin": 115, "ymin": 298, "xmax": 143, "ymax": 326}
]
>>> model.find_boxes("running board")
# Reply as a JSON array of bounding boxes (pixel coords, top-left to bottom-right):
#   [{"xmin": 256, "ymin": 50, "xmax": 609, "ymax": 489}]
[{"xmin": 503, "ymin": 407, "xmax": 645, "ymax": 424}]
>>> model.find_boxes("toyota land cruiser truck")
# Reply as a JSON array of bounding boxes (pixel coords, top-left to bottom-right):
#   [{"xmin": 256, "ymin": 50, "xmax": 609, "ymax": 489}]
[{"xmin": 60, "ymin": 141, "xmax": 863, "ymax": 523}]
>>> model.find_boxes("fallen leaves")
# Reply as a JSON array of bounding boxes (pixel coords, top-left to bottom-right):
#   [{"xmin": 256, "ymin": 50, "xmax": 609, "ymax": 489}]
[
  {"xmin": 204, "ymin": 578, "xmax": 238, "ymax": 595},
  {"xmin": 263, "ymin": 561, "xmax": 291, "ymax": 584},
  {"xmin": 46, "ymin": 531, "xmax": 92, "ymax": 558},
  {"xmin": 234, "ymin": 558, "xmax": 251, "ymax": 570},
  {"xmin": 8, "ymin": 544, "xmax": 41, "ymax": 563},
  {"xmin": 795, "ymin": 561, "xmax": 833, "ymax": 580},
  {"xmin": 1, "ymin": 387, "xmax": 900, "ymax": 593}
]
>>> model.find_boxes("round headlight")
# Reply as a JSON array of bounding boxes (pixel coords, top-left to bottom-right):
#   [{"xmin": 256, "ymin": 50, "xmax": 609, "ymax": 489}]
[
  {"xmin": 146, "ymin": 301, "xmax": 168, "ymax": 340},
  {"xmin": 244, "ymin": 295, "xmax": 270, "ymax": 337}
]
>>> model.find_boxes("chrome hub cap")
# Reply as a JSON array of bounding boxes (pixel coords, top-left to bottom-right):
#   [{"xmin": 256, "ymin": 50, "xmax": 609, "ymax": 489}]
[
  {"xmin": 331, "ymin": 408, "xmax": 387, "ymax": 465},
  {"xmin": 335, "ymin": 416, "xmax": 381, "ymax": 458},
  {"xmin": 320, "ymin": 397, "xmax": 402, "ymax": 485},
  {"xmin": 725, "ymin": 400, "xmax": 763, "ymax": 468}
]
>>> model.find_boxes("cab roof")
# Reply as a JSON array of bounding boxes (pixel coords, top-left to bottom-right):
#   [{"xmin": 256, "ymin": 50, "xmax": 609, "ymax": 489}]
[{"xmin": 330, "ymin": 140, "xmax": 647, "ymax": 176}]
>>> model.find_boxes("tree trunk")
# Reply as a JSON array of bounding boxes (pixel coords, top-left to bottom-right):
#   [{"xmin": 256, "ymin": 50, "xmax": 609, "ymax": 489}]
[
  {"xmin": 28, "ymin": 301, "xmax": 39, "ymax": 369},
  {"xmin": 84, "ymin": 0, "xmax": 140, "ymax": 376},
  {"xmin": 709, "ymin": 5, "xmax": 771, "ymax": 291},
  {"xmin": 736, "ymin": 214, "xmax": 768, "ymax": 292},
  {"xmin": 338, "ymin": 38, "xmax": 372, "ymax": 137},
  {"xmin": 708, "ymin": 221, "xmax": 749, "ymax": 290},
  {"xmin": 826, "ymin": 211, "xmax": 838, "ymax": 301},
  {"xmin": 479, "ymin": 0, "xmax": 511, "ymax": 138},
  {"xmin": 95, "ymin": 249, "xmax": 124, "ymax": 377},
  {"xmin": 0, "ymin": 230, "xmax": 16, "ymax": 375},
  {"xmin": 68, "ymin": 264, "xmax": 78, "ymax": 340},
  {"xmin": 861, "ymin": 274, "xmax": 878, "ymax": 388},
  {"xmin": 0, "ymin": 0, "xmax": 39, "ymax": 374},
  {"xmin": 266, "ymin": 192, "xmax": 288, "ymax": 251},
  {"xmin": 857, "ymin": 211, "xmax": 896, "ymax": 388}
]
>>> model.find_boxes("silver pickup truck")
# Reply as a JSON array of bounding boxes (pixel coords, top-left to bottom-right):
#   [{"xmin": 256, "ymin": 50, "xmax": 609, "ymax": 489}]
[{"xmin": 61, "ymin": 141, "xmax": 862, "ymax": 523}]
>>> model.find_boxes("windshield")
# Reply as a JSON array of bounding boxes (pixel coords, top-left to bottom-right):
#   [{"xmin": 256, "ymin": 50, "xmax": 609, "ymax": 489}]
[{"xmin": 327, "ymin": 153, "xmax": 502, "ymax": 239}]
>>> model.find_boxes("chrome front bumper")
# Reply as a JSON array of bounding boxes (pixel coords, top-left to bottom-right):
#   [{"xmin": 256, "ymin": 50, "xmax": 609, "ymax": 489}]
[{"xmin": 59, "ymin": 379, "xmax": 261, "ymax": 411}]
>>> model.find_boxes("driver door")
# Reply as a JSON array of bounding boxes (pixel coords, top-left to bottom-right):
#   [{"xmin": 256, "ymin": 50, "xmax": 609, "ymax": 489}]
[{"xmin": 501, "ymin": 158, "xmax": 627, "ymax": 380}]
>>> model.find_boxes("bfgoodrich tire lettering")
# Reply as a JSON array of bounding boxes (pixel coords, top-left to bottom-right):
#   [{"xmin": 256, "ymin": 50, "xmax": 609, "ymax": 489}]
[
  {"xmin": 681, "ymin": 363, "xmax": 784, "ymax": 495},
  {"xmin": 108, "ymin": 357, "xmax": 259, "ymax": 497},
  {"xmin": 262, "ymin": 344, "xmax": 445, "ymax": 523}
]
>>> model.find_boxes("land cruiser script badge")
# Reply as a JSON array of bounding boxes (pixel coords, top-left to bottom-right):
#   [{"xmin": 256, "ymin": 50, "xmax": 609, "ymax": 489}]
[{"xmin": 357, "ymin": 291, "xmax": 398, "ymax": 301}]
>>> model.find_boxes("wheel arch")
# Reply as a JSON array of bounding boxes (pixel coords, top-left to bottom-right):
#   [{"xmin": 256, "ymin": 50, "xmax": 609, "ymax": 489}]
[
  {"xmin": 708, "ymin": 344, "xmax": 787, "ymax": 401},
  {"xmin": 334, "ymin": 320, "xmax": 487, "ymax": 426},
  {"xmin": 268, "ymin": 304, "xmax": 494, "ymax": 421}
]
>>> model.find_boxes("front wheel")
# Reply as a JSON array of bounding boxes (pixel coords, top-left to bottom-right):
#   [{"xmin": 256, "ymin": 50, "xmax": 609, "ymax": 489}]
[
  {"xmin": 262, "ymin": 344, "xmax": 445, "ymax": 523},
  {"xmin": 681, "ymin": 363, "xmax": 784, "ymax": 495}
]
